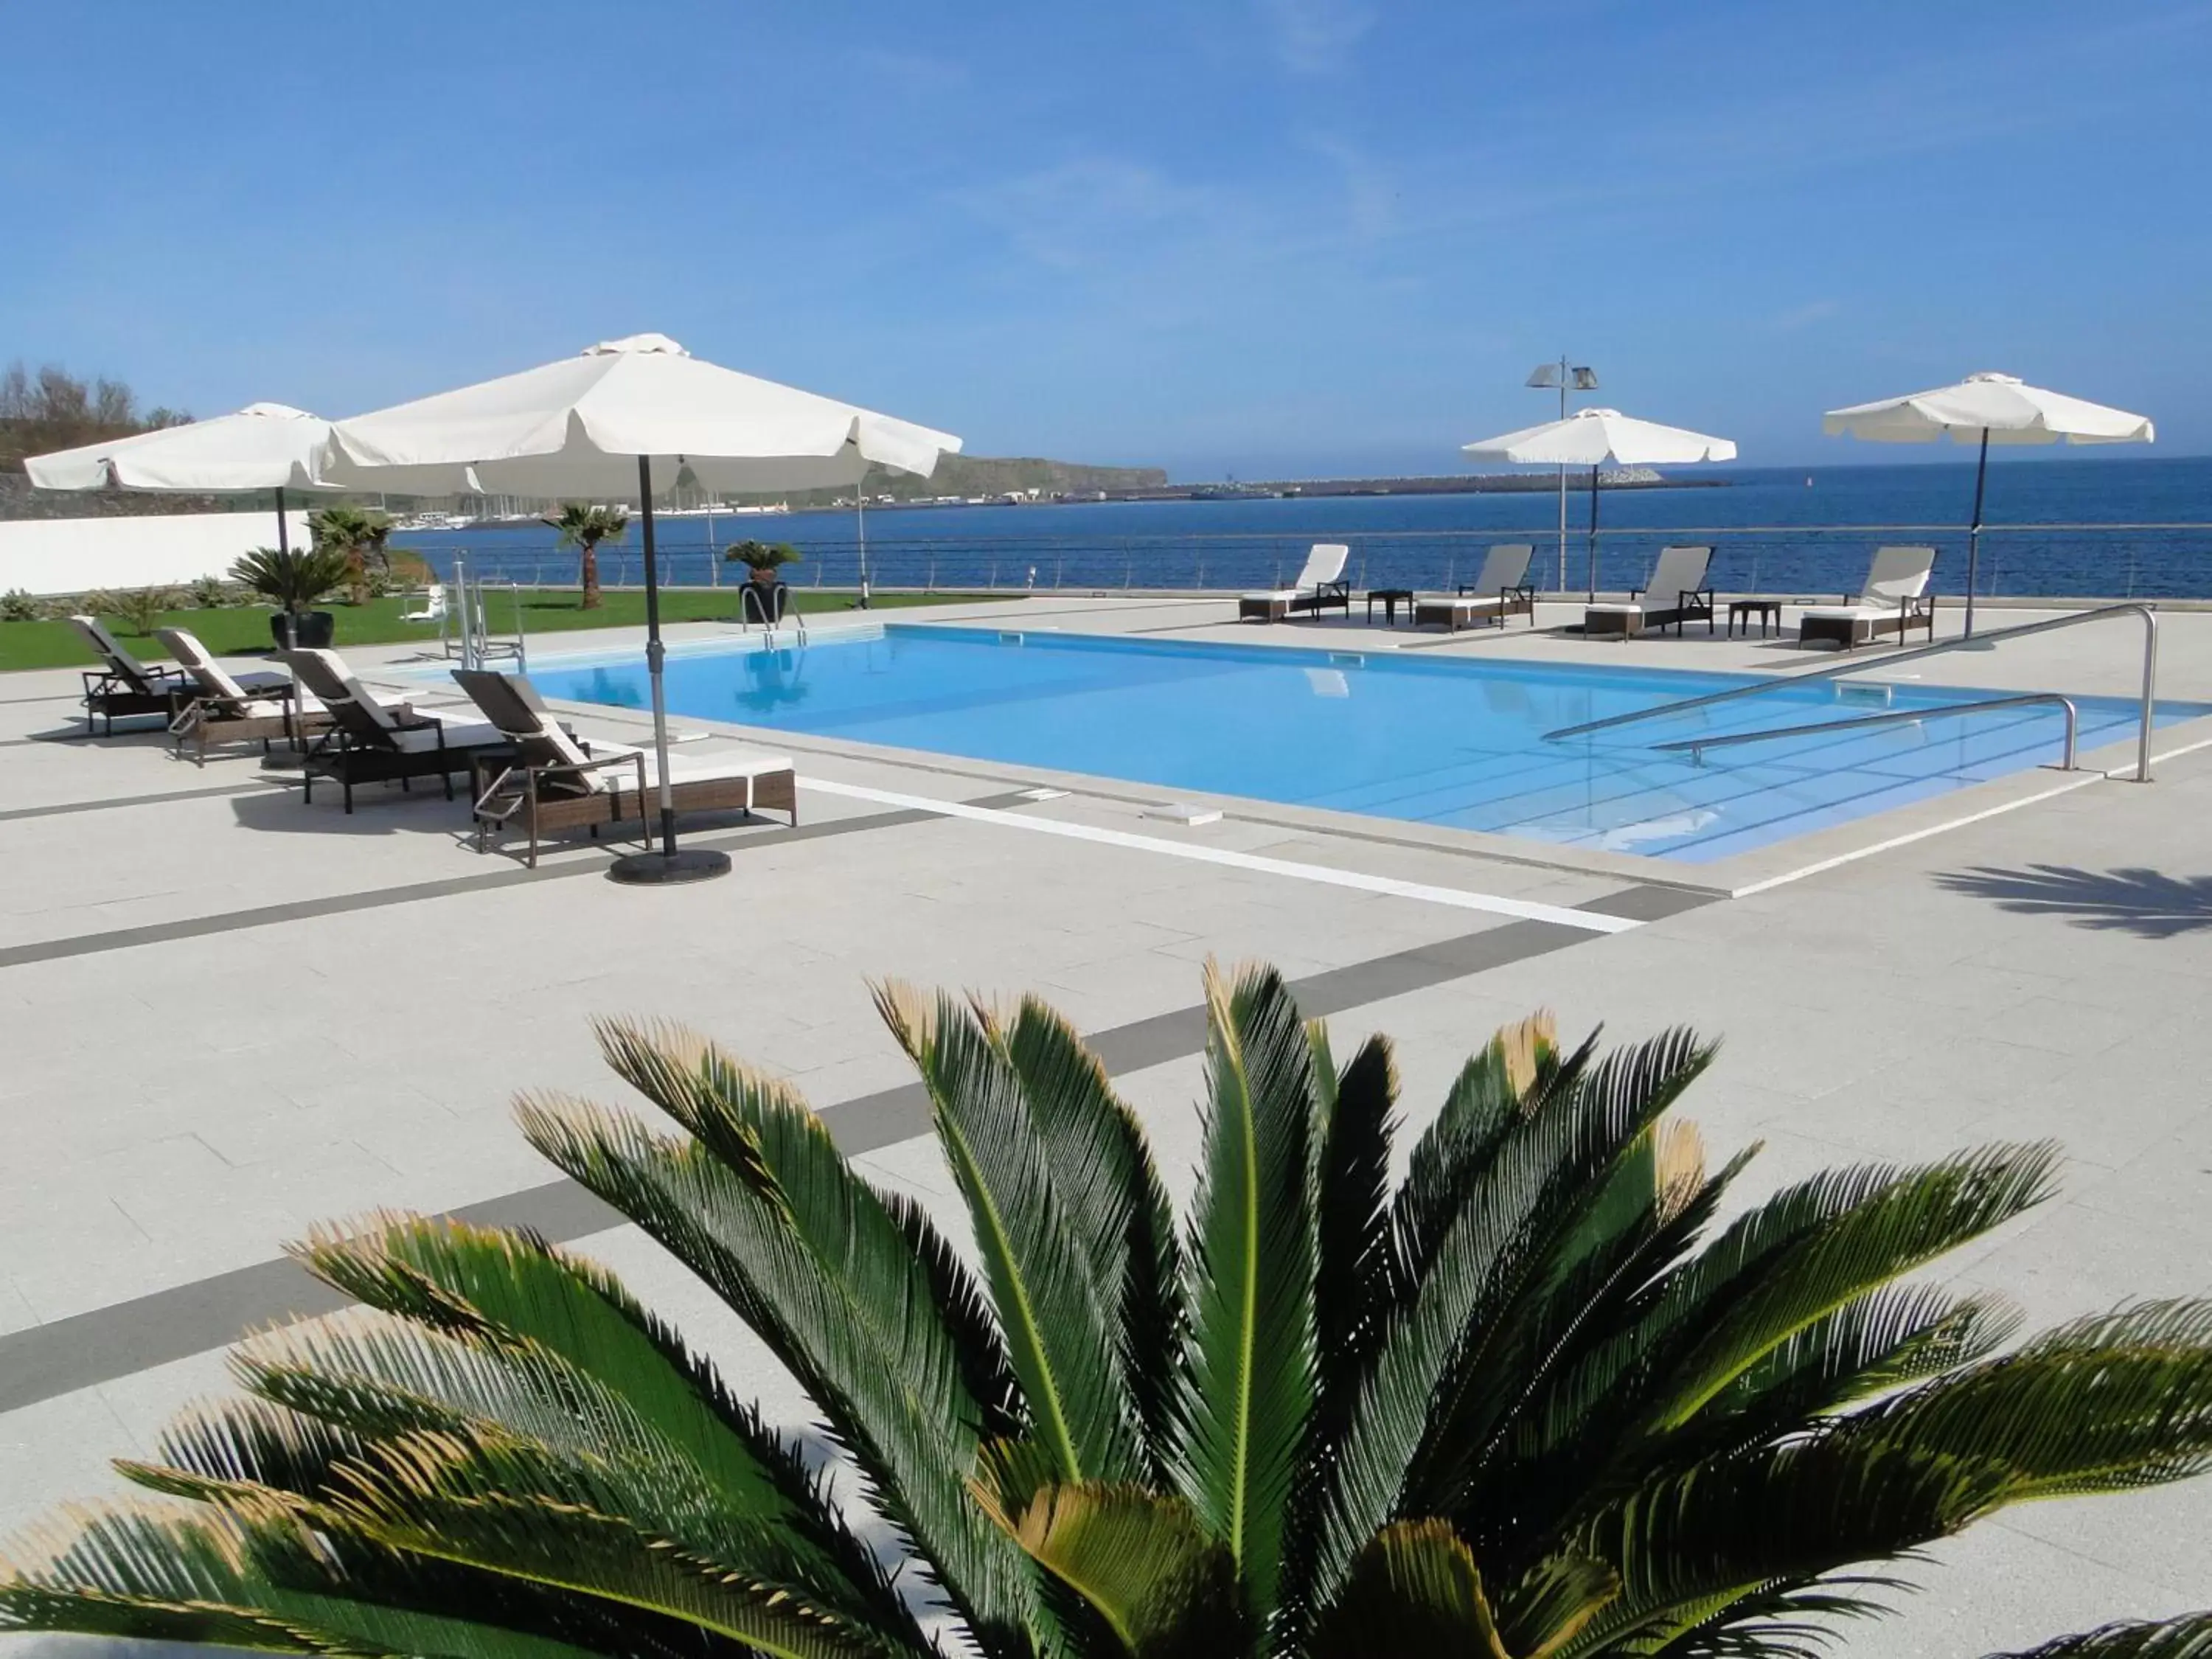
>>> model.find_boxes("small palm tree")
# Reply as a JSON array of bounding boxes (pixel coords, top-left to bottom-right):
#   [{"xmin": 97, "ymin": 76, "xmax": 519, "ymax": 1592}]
[
  {"xmin": 229, "ymin": 545, "xmax": 350, "ymax": 622},
  {"xmin": 4, "ymin": 964, "xmax": 2210, "ymax": 1659},
  {"xmin": 308, "ymin": 504, "xmax": 393, "ymax": 606},
  {"xmin": 546, "ymin": 502, "xmax": 630, "ymax": 610}
]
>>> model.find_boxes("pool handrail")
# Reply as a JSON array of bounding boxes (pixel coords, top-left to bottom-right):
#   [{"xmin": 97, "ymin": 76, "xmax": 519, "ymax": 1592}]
[
  {"xmin": 1542, "ymin": 601, "xmax": 2160, "ymax": 782},
  {"xmin": 1654, "ymin": 692, "xmax": 2079, "ymax": 773}
]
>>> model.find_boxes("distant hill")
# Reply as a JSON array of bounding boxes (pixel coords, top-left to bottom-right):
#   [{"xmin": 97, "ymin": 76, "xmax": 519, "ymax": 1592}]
[{"xmin": 754, "ymin": 454, "xmax": 1167, "ymax": 508}]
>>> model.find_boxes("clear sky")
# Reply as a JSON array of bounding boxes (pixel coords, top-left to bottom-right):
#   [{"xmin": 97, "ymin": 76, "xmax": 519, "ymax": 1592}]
[{"xmin": 5, "ymin": 0, "xmax": 2206, "ymax": 479}]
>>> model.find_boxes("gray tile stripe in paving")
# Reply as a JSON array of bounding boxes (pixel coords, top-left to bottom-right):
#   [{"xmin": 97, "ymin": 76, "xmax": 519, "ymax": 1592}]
[
  {"xmin": 0, "ymin": 781, "xmax": 284, "ymax": 824},
  {"xmin": 0, "ymin": 887, "xmax": 1712, "ymax": 1414},
  {"xmin": 0, "ymin": 692, "xmax": 80, "ymax": 706},
  {"xmin": 0, "ymin": 793, "xmax": 1039, "ymax": 973}
]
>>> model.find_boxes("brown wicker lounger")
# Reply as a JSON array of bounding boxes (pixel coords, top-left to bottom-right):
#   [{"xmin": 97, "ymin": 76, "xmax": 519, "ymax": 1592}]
[
  {"xmin": 156, "ymin": 627, "xmax": 330, "ymax": 765},
  {"xmin": 453, "ymin": 669, "xmax": 799, "ymax": 867},
  {"xmin": 283, "ymin": 649, "xmax": 507, "ymax": 812}
]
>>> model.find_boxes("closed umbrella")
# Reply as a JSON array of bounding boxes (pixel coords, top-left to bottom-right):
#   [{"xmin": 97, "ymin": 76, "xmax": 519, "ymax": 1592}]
[
  {"xmin": 24, "ymin": 401, "xmax": 333, "ymax": 560},
  {"xmin": 320, "ymin": 333, "xmax": 961, "ymax": 884},
  {"xmin": 1822, "ymin": 372, "xmax": 2154, "ymax": 636},
  {"xmin": 1462, "ymin": 408, "xmax": 1736, "ymax": 599}
]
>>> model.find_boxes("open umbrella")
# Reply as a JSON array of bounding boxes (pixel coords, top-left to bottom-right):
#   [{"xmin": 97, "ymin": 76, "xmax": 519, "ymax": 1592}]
[
  {"xmin": 1822, "ymin": 372, "xmax": 2154, "ymax": 636},
  {"xmin": 1462, "ymin": 408, "xmax": 1736, "ymax": 599},
  {"xmin": 320, "ymin": 333, "xmax": 961, "ymax": 884},
  {"xmin": 24, "ymin": 401, "xmax": 333, "ymax": 560}
]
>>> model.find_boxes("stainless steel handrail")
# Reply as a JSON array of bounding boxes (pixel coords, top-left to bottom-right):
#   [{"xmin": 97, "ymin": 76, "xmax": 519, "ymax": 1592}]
[
  {"xmin": 1655, "ymin": 693, "xmax": 2079, "ymax": 771},
  {"xmin": 1543, "ymin": 602, "xmax": 2160, "ymax": 781}
]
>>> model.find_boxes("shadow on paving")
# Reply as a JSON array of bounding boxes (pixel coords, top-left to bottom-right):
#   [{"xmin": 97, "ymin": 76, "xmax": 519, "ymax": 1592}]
[{"xmin": 1935, "ymin": 863, "xmax": 2212, "ymax": 940}]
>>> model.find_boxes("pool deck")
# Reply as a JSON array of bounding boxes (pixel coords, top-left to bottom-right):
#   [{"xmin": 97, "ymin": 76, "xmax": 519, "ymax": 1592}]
[{"xmin": 4, "ymin": 593, "xmax": 2211, "ymax": 1655}]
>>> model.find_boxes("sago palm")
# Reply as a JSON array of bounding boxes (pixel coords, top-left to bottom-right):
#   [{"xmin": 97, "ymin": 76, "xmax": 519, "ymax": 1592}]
[
  {"xmin": 5, "ymin": 962, "xmax": 2211, "ymax": 1659},
  {"xmin": 546, "ymin": 502, "xmax": 630, "ymax": 611}
]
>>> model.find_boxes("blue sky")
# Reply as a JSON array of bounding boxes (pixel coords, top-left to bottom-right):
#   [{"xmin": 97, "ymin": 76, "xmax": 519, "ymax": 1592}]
[{"xmin": 5, "ymin": 0, "xmax": 2207, "ymax": 478}]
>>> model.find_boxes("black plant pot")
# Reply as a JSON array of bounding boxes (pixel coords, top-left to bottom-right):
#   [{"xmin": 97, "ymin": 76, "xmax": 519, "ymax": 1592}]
[{"xmin": 269, "ymin": 610, "xmax": 335, "ymax": 650}]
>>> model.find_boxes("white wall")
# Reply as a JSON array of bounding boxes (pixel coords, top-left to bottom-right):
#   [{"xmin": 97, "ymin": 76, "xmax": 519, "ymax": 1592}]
[{"xmin": 0, "ymin": 510, "xmax": 311, "ymax": 596}]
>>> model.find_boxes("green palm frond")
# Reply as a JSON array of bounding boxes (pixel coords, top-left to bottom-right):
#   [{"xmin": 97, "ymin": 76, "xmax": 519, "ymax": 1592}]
[
  {"xmin": 515, "ymin": 1094, "xmax": 1042, "ymax": 1652},
  {"xmin": 1002, "ymin": 993, "xmax": 1186, "ymax": 1479},
  {"xmin": 292, "ymin": 1212, "xmax": 858, "ymax": 1528},
  {"xmin": 1172, "ymin": 961, "xmax": 1318, "ymax": 1618},
  {"xmin": 877, "ymin": 985, "xmax": 1144, "ymax": 1488},
  {"xmin": 1307, "ymin": 1520, "xmax": 1512, "ymax": 1659},
  {"xmin": 1004, "ymin": 1484, "xmax": 1246, "ymax": 1659},
  {"xmin": 321, "ymin": 1431, "xmax": 896, "ymax": 1659},
  {"xmin": 1986, "ymin": 1615, "xmax": 2212, "ymax": 1659},
  {"xmin": 1392, "ymin": 1013, "xmax": 1573, "ymax": 1290},
  {"xmin": 1638, "ymin": 1145, "xmax": 2059, "ymax": 1431},
  {"xmin": 1833, "ymin": 1298, "xmax": 2212, "ymax": 1502},
  {"xmin": 588, "ymin": 1018, "xmax": 1022, "ymax": 1444},
  {"xmin": 1314, "ymin": 1026, "xmax": 1714, "ymax": 1605},
  {"xmin": 0, "ymin": 1503, "xmax": 625, "ymax": 1659},
  {"xmin": 1560, "ymin": 1437, "xmax": 2011, "ymax": 1659},
  {"xmin": 1309, "ymin": 1026, "xmax": 1400, "ymax": 1437}
]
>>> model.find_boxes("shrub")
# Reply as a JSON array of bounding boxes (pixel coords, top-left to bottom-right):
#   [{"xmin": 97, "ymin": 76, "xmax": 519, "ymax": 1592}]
[
  {"xmin": 186, "ymin": 574, "xmax": 238, "ymax": 609},
  {"xmin": 3, "ymin": 965, "xmax": 2210, "ymax": 1659},
  {"xmin": 0, "ymin": 588, "xmax": 43, "ymax": 622},
  {"xmin": 110, "ymin": 586, "xmax": 178, "ymax": 636}
]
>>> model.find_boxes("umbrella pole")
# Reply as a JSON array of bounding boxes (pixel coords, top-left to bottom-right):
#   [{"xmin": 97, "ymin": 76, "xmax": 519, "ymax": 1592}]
[
  {"xmin": 608, "ymin": 455, "xmax": 731, "ymax": 886},
  {"xmin": 1964, "ymin": 427, "xmax": 1989, "ymax": 639},
  {"xmin": 1586, "ymin": 464, "xmax": 1601, "ymax": 601},
  {"xmin": 276, "ymin": 486, "xmax": 289, "ymax": 556},
  {"xmin": 855, "ymin": 484, "xmax": 870, "ymax": 610}
]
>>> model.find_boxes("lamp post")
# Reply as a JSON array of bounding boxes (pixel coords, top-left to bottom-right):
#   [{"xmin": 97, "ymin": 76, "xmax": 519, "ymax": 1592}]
[{"xmin": 1526, "ymin": 358, "xmax": 1599, "ymax": 591}]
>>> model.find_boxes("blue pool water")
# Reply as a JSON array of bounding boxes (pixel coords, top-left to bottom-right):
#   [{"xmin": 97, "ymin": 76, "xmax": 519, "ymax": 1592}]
[{"xmin": 535, "ymin": 627, "xmax": 2208, "ymax": 863}]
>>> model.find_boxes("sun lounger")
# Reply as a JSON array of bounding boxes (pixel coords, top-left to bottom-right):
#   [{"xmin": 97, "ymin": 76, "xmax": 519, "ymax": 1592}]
[
  {"xmin": 1583, "ymin": 546, "xmax": 1716, "ymax": 639},
  {"xmin": 1240, "ymin": 543, "xmax": 1352, "ymax": 622},
  {"xmin": 282, "ymin": 647, "xmax": 506, "ymax": 812},
  {"xmin": 66, "ymin": 614, "xmax": 214, "ymax": 735},
  {"xmin": 1414, "ymin": 543, "xmax": 1537, "ymax": 632},
  {"xmin": 156, "ymin": 627, "xmax": 330, "ymax": 765},
  {"xmin": 453, "ymin": 668, "xmax": 798, "ymax": 866},
  {"xmin": 1798, "ymin": 546, "xmax": 1938, "ymax": 649}
]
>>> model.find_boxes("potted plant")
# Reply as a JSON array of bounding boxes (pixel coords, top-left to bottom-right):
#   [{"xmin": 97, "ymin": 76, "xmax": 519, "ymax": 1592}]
[
  {"xmin": 724, "ymin": 538, "xmax": 802, "ymax": 587},
  {"xmin": 230, "ymin": 545, "xmax": 351, "ymax": 649}
]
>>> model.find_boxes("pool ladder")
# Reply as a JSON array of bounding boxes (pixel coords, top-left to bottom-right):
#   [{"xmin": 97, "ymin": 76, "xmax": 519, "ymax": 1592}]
[{"xmin": 1542, "ymin": 602, "xmax": 2160, "ymax": 782}]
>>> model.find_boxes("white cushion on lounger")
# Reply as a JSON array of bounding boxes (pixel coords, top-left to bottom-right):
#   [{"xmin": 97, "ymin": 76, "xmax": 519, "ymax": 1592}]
[
  {"xmin": 387, "ymin": 717, "xmax": 504, "ymax": 753},
  {"xmin": 1584, "ymin": 602, "xmax": 1647, "ymax": 618},
  {"xmin": 1799, "ymin": 605, "xmax": 1894, "ymax": 622},
  {"xmin": 585, "ymin": 751, "xmax": 793, "ymax": 793},
  {"xmin": 1242, "ymin": 588, "xmax": 1298, "ymax": 602}
]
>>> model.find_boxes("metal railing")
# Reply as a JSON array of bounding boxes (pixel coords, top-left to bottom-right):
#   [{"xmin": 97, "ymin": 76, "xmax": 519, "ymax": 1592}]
[
  {"xmin": 1544, "ymin": 602, "xmax": 2160, "ymax": 782},
  {"xmin": 1655, "ymin": 693, "xmax": 2080, "ymax": 771}
]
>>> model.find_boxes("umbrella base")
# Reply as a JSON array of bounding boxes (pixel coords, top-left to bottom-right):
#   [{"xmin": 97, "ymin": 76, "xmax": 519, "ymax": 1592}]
[{"xmin": 607, "ymin": 848, "xmax": 733, "ymax": 886}]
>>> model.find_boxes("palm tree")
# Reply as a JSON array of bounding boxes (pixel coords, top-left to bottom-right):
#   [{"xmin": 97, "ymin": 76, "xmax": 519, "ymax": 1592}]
[
  {"xmin": 4, "ymin": 964, "xmax": 2210, "ymax": 1659},
  {"xmin": 308, "ymin": 504, "xmax": 393, "ymax": 606},
  {"xmin": 546, "ymin": 502, "xmax": 630, "ymax": 610}
]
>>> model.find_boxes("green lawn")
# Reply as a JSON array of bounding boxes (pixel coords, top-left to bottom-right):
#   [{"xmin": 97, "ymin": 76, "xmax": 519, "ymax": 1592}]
[{"xmin": 0, "ymin": 588, "xmax": 992, "ymax": 674}]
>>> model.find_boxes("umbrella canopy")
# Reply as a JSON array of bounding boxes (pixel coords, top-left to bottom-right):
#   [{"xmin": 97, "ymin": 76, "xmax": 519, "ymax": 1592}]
[
  {"xmin": 319, "ymin": 333, "xmax": 960, "ymax": 496},
  {"xmin": 24, "ymin": 403, "xmax": 333, "ymax": 493},
  {"xmin": 1822, "ymin": 372, "xmax": 2154, "ymax": 446},
  {"xmin": 24, "ymin": 401, "xmax": 337, "ymax": 572},
  {"xmin": 1462, "ymin": 408, "xmax": 1736, "ymax": 598},
  {"xmin": 1821, "ymin": 372, "xmax": 2154, "ymax": 635},
  {"xmin": 1462, "ymin": 406, "xmax": 1737, "ymax": 467},
  {"xmin": 319, "ymin": 333, "xmax": 961, "ymax": 883}
]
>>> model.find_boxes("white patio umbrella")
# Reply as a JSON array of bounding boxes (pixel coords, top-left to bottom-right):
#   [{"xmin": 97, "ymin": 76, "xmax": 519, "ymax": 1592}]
[
  {"xmin": 320, "ymin": 333, "xmax": 962, "ymax": 883},
  {"xmin": 1822, "ymin": 372, "xmax": 2154, "ymax": 636},
  {"xmin": 1462, "ymin": 408, "xmax": 1736, "ymax": 599},
  {"xmin": 24, "ymin": 401, "xmax": 335, "ymax": 558}
]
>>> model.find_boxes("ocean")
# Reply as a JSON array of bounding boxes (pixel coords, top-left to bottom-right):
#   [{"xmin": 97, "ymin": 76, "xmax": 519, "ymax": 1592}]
[{"xmin": 402, "ymin": 455, "xmax": 2212, "ymax": 602}]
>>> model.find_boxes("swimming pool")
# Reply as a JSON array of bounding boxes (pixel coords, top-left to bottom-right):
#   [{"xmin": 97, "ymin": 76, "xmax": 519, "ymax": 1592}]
[{"xmin": 535, "ymin": 626, "xmax": 2206, "ymax": 863}]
